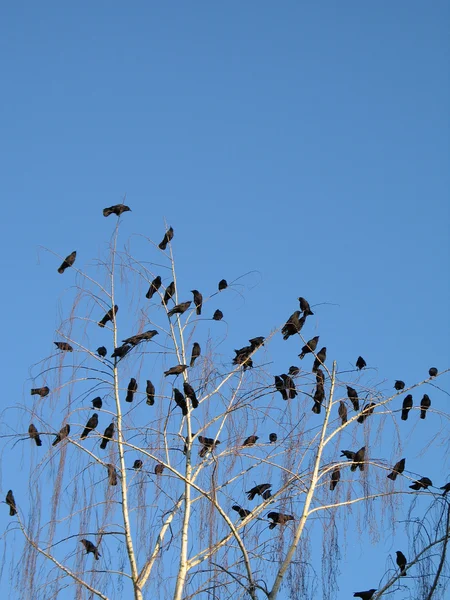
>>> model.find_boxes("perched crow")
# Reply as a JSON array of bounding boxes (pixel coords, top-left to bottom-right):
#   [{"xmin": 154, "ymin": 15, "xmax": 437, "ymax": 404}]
[
  {"xmin": 133, "ymin": 460, "xmax": 143, "ymax": 470},
  {"xmin": 262, "ymin": 489, "xmax": 272, "ymax": 500},
  {"xmin": 80, "ymin": 413, "xmax": 98, "ymax": 440},
  {"xmin": 356, "ymin": 356, "xmax": 367, "ymax": 370},
  {"xmin": 103, "ymin": 204, "xmax": 131, "ymax": 217},
  {"xmin": 275, "ymin": 376, "xmax": 288, "ymax": 400},
  {"xmin": 146, "ymin": 275, "xmax": 162, "ymax": 299},
  {"xmin": 31, "ymin": 386, "xmax": 50, "ymax": 397},
  {"xmin": 440, "ymin": 482, "xmax": 450, "ymax": 496},
  {"xmin": 341, "ymin": 450, "xmax": 356, "ymax": 460},
  {"xmin": 190, "ymin": 342, "xmax": 201, "ymax": 367},
  {"xmin": 122, "ymin": 330, "xmax": 158, "ymax": 346},
  {"xmin": 52, "ymin": 424, "xmax": 70, "ymax": 446},
  {"xmin": 396, "ymin": 550, "xmax": 407, "ymax": 576},
  {"xmin": 243, "ymin": 435, "xmax": 259, "ymax": 446},
  {"xmin": 198, "ymin": 435, "xmax": 221, "ymax": 457},
  {"xmin": 28, "ymin": 424, "xmax": 42, "ymax": 446},
  {"xmin": 316, "ymin": 369, "xmax": 325, "ymax": 387},
  {"xmin": 58, "ymin": 251, "xmax": 76, "ymax": 274},
  {"xmin": 80, "ymin": 538, "xmax": 101, "ymax": 560},
  {"xmin": 330, "ymin": 467, "xmax": 340, "ymax": 491},
  {"xmin": 353, "ymin": 590, "xmax": 376, "ymax": 600},
  {"xmin": 232, "ymin": 505, "xmax": 252, "ymax": 519},
  {"xmin": 154, "ymin": 463, "xmax": 164, "ymax": 475},
  {"xmin": 394, "ymin": 380, "xmax": 405, "ymax": 391},
  {"xmin": 97, "ymin": 346, "xmax": 107, "ymax": 358},
  {"xmin": 387, "ymin": 458, "xmax": 406, "ymax": 481},
  {"xmin": 312, "ymin": 347, "xmax": 327, "ymax": 373},
  {"xmin": 182, "ymin": 434, "xmax": 195, "ymax": 455},
  {"xmin": 125, "ymin": 378, "xmax": 138, "ymax": 403},
  {"xmin": 281, "ymin": 374, "xmax": 297, "ymax": 399},
  {"xmin": 167, "ymin": 301, "xmax": 191, "ymax": 318},
  {"xmin": 420, "ymin": 394, "xmax": 431, "ymax": 419},
  {"xmin": 98, "ymin": 305, "xmax": 118, "ymax": 328},
  {"xmin": 357, "ymin": 402, "xmax": 376, "ymax": 424},
  {"xmin": 346, "ymin": 386, "xmax": 359, "ymax": 411},
  {"xmin": 288, "ymin": 366, "xmax": 300, "ymax": 376},
  {"xmin": 183, "ymin": 382, "xmax": 198, "ymax": 409},
  {"xmin": 246, "ymin": 483, "xmax": 271, "ymax": 501},
  {"xmin": 213, "ymin": 309, "xmax": 223, "ymax": 321},
  {"xmin": 111, "ymin": 344, "xmax": 131, "ymax": 359},
  {"xmin": 218, "ymin": 279, "xmax": 228, "ymax": 291},
  {"xmin": 146, "ymin": 380, "xmax": 155, "ymax": 406},
  {"xmin": 158, "ymin": 226, "xmax": 174, "ymax": 250},
  {"xmin": 401, "ymin": 395, "xmax": 413, "ymax": 421},
  {"xmin": 191, "ymin": 289, "xmax": 203, "ymax": 315},
  {"xmin": 92, "ymin": 396, "xmax": 102, "ymax": 409},
  {"xmin": 106, "ymin": 463, "xmax": 117, "ymax": 485},
  {"xmin": 299, "ymin": 336, "xmax": 319, "ymax": 359},
  {"xmin": 269, "ymin": 433, "xmax": 277, "ymax": 443},
  {"xmin": 233, "ymin": 345, "xmax": 254, "ymax": 370},
  {"xmin": 100, "ymin": 423, "xmax": 114, "ymax": 449},
  {"xmin": 249, "ymin": 336, "xmax": 265, "ymax": 348},
  {"xmin": 282, "ymin": 311, "xmax": 305, "ymax": 340},
  {"xmin": 409, "ymin": 477, "xmax": 432, "ymax": 491},
  {"xmin": 54, "ymin": 342, "xmax": 73, "ymax": 352},
  {"xmin": 312, "ymin": 384, "xmax": 325, "ymax": 414},
  {"xmin": 173, "ymin": 388, "xmax": 188, "ymax": 416},
  {"xmin": 162, "ymin": 281, "xmax": 175, "ymax": 305},
  {"xmin": 298, "ymin": 297, "xmax": 314, "ymax": 316},
  {"xmin": 350, "ymin": 446, "xmax": 366, "ymax": 472},
  {"xmin": 429, "ymin": 367, "xmax": 438, "ymax": 378},
  {"xmin": 164, "ymin": 364, "xmax": 188, "ymax": 377},
  {"xmin": 338, "ymin": 401, "xmax": 348, "ymax": 425},
  {"xmin": 267, "ymin": 512, "xmax": 295, "ymax": 529},
  {"xmin": 6, "ymin": 490, "xmax": 17, "ymax": 516}
]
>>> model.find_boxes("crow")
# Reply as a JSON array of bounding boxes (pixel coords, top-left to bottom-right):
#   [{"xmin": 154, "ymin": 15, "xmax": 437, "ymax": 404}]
[
  {"xmin": 100, "ymin": 423, "xmax": 114, "ymax": 449},
  {"xmin": 162, "ymin": 281, "xmax": 175, "ymax": 305},
  {"xmin": 269, "ymin": 433, "xmax": 277, "ymax": 443},
  {"xmin": 198, "ymin": 435, "xmax": 221, "ymax": 457},
  {"xmin": 299, "ymin": 336, "xmax": 319, "ymax": 359},
  {"xmin": 420, "ymin": 394, "xmax": 431, "ymax": 419},
  {"xmin": 351, "ymin": 446, "xmax": 366, "ymax": 472},
  {"xmin": 173, "ymin": 388, "xmax": 188, "ymax": 416},
  {"xmin": 164, "ymin": 364, "xmax": 188, "ymax": 377},
  {"xmin": 409, "ymin": 477, "xmax": 432, "ymax": 490},
  {"xmin": 122, "ymin": 330, "xmax": 159, "ymax": 346},
  {"xmin": 275, "ymin": 376, "xmax": 288, "ymax": 400},
  {"xmin": 387, "ymin": 458, "xmax": 406, "ymax": 481},
  {"xmin": 92, "ymin": 396, "xmax": 102, "ymax": 409},
  {"xmin": 54, "ymin": 342, "xmax": 73, "ymax": 352},
  {"xmin": 341, "ymin": 450, "xmax": 356, "ymax": 461},
  {"xmin": 191, "ymin": 290, "xmax": 203, "ymax": 315},
  {"xmin": 31, "ymin": 386, "xmax": 50, "ymax": 397},
  {"xmin": 80, "ymin": 413, "xmax": 98, "ymax": 440},
  {"xmin": 213, "ymin": 309, "xmax": 223, "ymax": 321},
  {"xmin": 394, "ymin": 380, "xmax": 405, "ymax": 391},
  {"xmin": 338, "ymin": 401, "xmax": 348, "ymax": 425},
  {"xmin": 357, "ymin": 402, "xmax": 376, "ymax": 424},
  {"xmin": 312, "ymin": 384, "xmax": 325, "ymax": 414},
  {"xmin": 52, "ymin": 424, "xmax": 70, "ymax": 446},
  {"xmin": 282, "ymin": 311, "xmax": 305, "ymax": 340},
  {"xmin": 353, "ymin": 590, "xmax": 376, "ymax": 600},
  {"xmin": 267, "ymin": 512, "xmax": 295, "ymax": 529},
  {"xmin": 28, "ymin": 424, "xmax": 42, "ymax": 446},
  {"xmin": 182, "ymin": 434, "xmax": 195, "ymax": 456},
  {"xmin": 330, "ymin": 467, "xmax": 340, "ymax": 491},
  {"xmin": 396, "ymin": 550, "xmax": 407, "ymax": 576},
  {"xmin": 167, "ymin": 301, "xmax": 191, "ymax": 318},
  {"xmin": 356, "ymin": 356, "xmax": 367, "ymax": 370},
  {"xmin": 154, "ymin": 463, "xmax": 165, "ymax": 475},
  {"xmin": 288, "ymin": 366, "xmax": 300, "ymax": 376},
  {"xmin": 218, "ymin": 279, "xmax": 228, "ymax": 291},
  {"xmin": 58, "ymin": 251, "xmax": 76, "ymax": 274},
  {"xmin": 281, "ymin": 374, "xmax": 297, "ymax": 399},
  {"xmin": 106, "ymin": 463, "xmax": 117, "ymax": 485},
  {"xmin": 183, "ymin": 382, "xmax": 198, "ymax": 409},
  {"xmin": 346, "ymin": 386, "xmax": 359, "ymax": 411},
  {"xmin": 133, "ymin": 460, "xmax": 143, "ymax": 470},
  {"xmin": 6, "ymin": 490, "xmax": 17, "ymax": 516},
  {"xmin": 103, "ymin": 204, "xmax": 131, "ymax": 217},
  {"xmin": 146, "ymin": 275, "xmax": 162, "ymax": 300},
  {"xmin": 401, "ymin": 395, "xmax": 413, "ymax": 421},
  {"xmin": 190, "ymin": 342, "xmax": 201, "ymax": 367},
  {"xmin": 98, "ymin": 305, "xmax": 118, "ymax": 328},
  {"xmin": 312, "ymin": 347, "xmax": 327, "ymax": 373},
  {"xmin": 232, "ymin": 505, "xmax": 252, "ymax": 519},
  {"xmin": 246, "ymin": 483, "xmax": 271, "ymax": 501},
  {"xmin": 125, "ymin": 378, "xmax": 138, "ymax": 403},
  {"xmin": 298, "ymin": 297, "xmax": 314, "ymax": 316},
  {"xmin": 158, "ymin": 226, "xmax": 174, "ymax": 250},
  {"xmin": 428, "ymin": 367, "xmax": 438, "ymax": 377},
  {"xmin": 233, "ymin": 346, "xmax": 254, "ymax": 370},
  {"xmin": 243, "ymin": 435, "xmax": 259, "ymax": 446},
  {"xmin": 316, "ymin": 369, "xmax": 325, "ymax": 387},
  {"xmin": 97, "ymin": 346, "xmax": 107, "ymax": 358},
  {"xmin": 249, "ymin": 336, "xmax": 265, "ymax": 348},
  {"xmin": 111, "ymin": 344, "xmax": 131, "ymax": 359},
  {"xmin": 440, "ymin": 482, "xmax": 450, "ymax": 496},
  {"xmin": 80, "ymin": 538, "xmax": 101, "ymax": 560},
  {"xmin": 146, "ymin": 380, "xmax": 155, "ymax": 406}
]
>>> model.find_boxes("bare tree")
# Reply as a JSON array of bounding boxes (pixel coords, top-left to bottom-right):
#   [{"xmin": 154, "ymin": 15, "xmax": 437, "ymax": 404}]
[{"xmin": 1, "ymin": 210, "xmax": 449, "ymax": 600}]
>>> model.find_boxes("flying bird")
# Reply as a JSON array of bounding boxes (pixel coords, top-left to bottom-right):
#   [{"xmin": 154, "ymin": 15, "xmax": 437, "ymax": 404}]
[
  {"xmin": 80, "ymin": 538, "xmax": 101, "ymax": 560},
  {"xmin": 106, "ymin": 463, "xmax": 117, "ymax": 485},
  {"xmin": 146, "ymin": 275, "xmax": 162, "ymax": 299},
  {"xmin": 267, "ymin": 512, "xmax": 295, "ymax": 529},
  {"xmin": 420, "ymin": 394, "xmax": 431, "ymax": 419},
  {"xmin": 213, "ymin": 309, "xmax": 223, "ymax": 321},
  {"xmin": 125, "ymin": 378, "xmax": 138, "ymax": 403},
  {"xmin": 92, "ymin": 396, "xmax": 102, "ymax": 409},
  {"xmin": 387, "ymin": 458, "xmax": 405, "ymax": 481},
  {"xmin": 98, "ymin": 305, "xmax": 118, "ymax": 328},
  {"xmin": 103, "ymin": 204, "xmax": 131, "ymax": 217},
  {"xmin": 198, "ymin": 436, "xmax": 221, "ymax": 457},
  {"xmin": 312, "ymin": 347, "xmax": 327, "ymax": 373},
  {"xmin": 401, "ymin": 395, "xmax": 413, "ymax": 420},
  {"xmin": 167, "ymin": 301, "xmax": 191, "ymax": 318},
  {"xmin": 346, "ymin": 386, "xmax": 359, "ymax": 411},
  {"xmin": 232, "ymin": 505, "xmax": 252, "ymax": 519},
  {"xmin": 243, "ymin": 435, "xmax": 259, "ymax": 447},
  {"xmin": 269, "ymin": 433, "xmax": 277, "ymax": 443},
  {"xmin": 154, "ymin": 463, "xmax": 165, "ymax": 475},
  {"xmin": 122, "ymin": 330, "xmax": 159, "ymax": 346},
  {"xmin": 111, "ymin": 344, "xmax": 131, "ymax": 359},
  {"xmin": 146, "ymin": 380, "xmax": 155, "ymax": 406},
  {"xmin": 396, "ymin": 550, "xmax": 407, "ymax": 576},
  {"xmin": 57, "ymin": 251, "xmax": 76, "ymax": 274},
  {"xmin": 282, "ymin": 311, "xmax": 305, "ymax": 340},
  {"xmin": 28, "ymin": 424, "xmax": 42, "ymax": 446},
  {"xmin": 31, "ymin": 386, "xmax": 50, "ymax": 397},
  {"xmin": 133, "ymin": 460, "xmax": 143, "ymax": 470},
  {"xmin": 190, "ymin": 342, "xmax": 201, "ymax": 367},
  {"xmin": 298, "ymin": 297, "xmax": 314, "ymax": 316},
  {"xmin": 394, "ymin": 380, "xmax": 405, "ymax": 391},
  {"xmin": 409, "ymin": 477, "xmax": 432, "ymax": 491},
  {"xmin": 158, "ymin": 226, "xmax": 174, "ymax": 250},
  {"xmin": 100, "ymin": 423, "xmax": 114, "ymax": 449},
  {"xmin": 218, "ymin": 279, "xmax": 228, "ymax": 291},
  {"xmin": 80, "ymin": 414, "xmax": 98, "ymax": 440},
  {"xmin": 246, "ymin": 483, "xmax": 271, "ymax": 501},
  {"xmin": 428, "ymin": 367, "xmax": 438, "ymax": 377},
  {"xmin": 191, "ymin": 289, "xmax": 203, "ymax": 315},
  {"xmin": 164, "ymin": 364, "xmax": 188, "ymax": 377},
  {"xmin": 52, "ymin": 424, "xmax": 70, "ymax": 446},
  {"xmin": 6, "ymin": 490, "xmax": 17, "ymax": 516},
  {"xmin": 183, "ymin": 382, "xmax": 198, "ymax": 409},
  {"xmin": 356, "ymin": 356, "xmax": 367, "ymax": 370},
  {"xmin": 162, "ymin": 281, "xmax": 175, "ymax": 305},
  {"xmin": 54, "ymin": 342, "xmax": 73, "ymax": 352},
  {"xmin": 299, "ymin": 336, "xmax": 319, "ymax": 359},
  {"xmin": 350, "ymin": 446, "xmax": 366, "ymax": 472},
  {"xmin": 97, "ymin": 346, "xmax": 107, "ymax": 358},
  {"xmin": 353, "ymin": 591, "xmax": 376, "ymax": 600},
  {"xmin": 330, "ymin": 467, "xmax": 340, "ymax": 491},
  {"xmin": 173, "ymin": 388, "xmax": 188, "ymax": 416},
  {"xmin": 338, "ymin": 401, "xmax": 348, "ymax": 425}
]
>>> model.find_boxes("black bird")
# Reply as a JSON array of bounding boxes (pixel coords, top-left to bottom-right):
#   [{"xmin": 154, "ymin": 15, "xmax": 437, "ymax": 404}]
[
  {"xmin": 420, "ymin": 394, "xmax": 431, "ymax": 419},
  {"xmin": 356, "ymin": 356, "xmax": 367, "ymax": 370},
  {"xmin": 198, "ymin": 435, "xmax": 221, "ymax": 458},
  {"xmin": 312, "ymin": 384, "xmax": 325, "ymax": 414},
  {"xmin": 409, "ymin": 477, "xmax": 432, "ymax": 490},
  {"xmin": 330, "ymin": 467, "xmax": 340, "ymax": 491},
  {"xmin": 299, "ymin": 336, "xmax": 319, "ymax": 359},
  {"xmin": 80, "ymin": 414, "xmax": 98, "ymax": 440},
  {"xmin": 312, "ymin": 347, "xmax": 327, "ymax": 373},
  {"xmin": 350, "ymin": 446, "xmax": 366, "ymax": 472},
  {"xmin": 28, "ymin": 424, "xmax": 42, "ymax": 446},
  {"xmin": 190, "ymin": 342, "xmax": 201, "ymax": 367},
  {"xmin": 158, "ymin": 226, "xmax": 174, "ymax": 250},
  {"xmin": 298, "ymin": 297, "xmax": 314, "ymax": 316},
  {"xmin": 57, "ymin": 251, "xmax": 76, "ymax": 274},
  {"xmin": 167, "ymin": 301, "xmax": 191, "ymax": 318},
  {"xmin": 106, "ymin": 463, "xmax": 117, "ymax": 485},
  {"xmin": 54, "ymin": 341, "xmax": 73, "ymax": 352},
  {"xmin": 357, "ymin": 402, "xmax": 376, "ymax": 424},
  {"xmin": 191, "ymin": 289, "xmax": 203, "ymax": 315},
  {"xmin": 246, "ymin": 483, "xmax": 271, "ymax": 501},
  {"xmin": 133, "ymin": 460, "xmax": 143, "ymax": 470},
  {"xmin": 52, "ymin": 424, "xmax": 70, "ymax": 446},
  {"xmin": 275, "ymin": 376, "xmax": 287, "ymax": 400},
  {"xmin": 154, "ymin": 463, "xmax": 165, "ymax": 475},
  {"xmin": 100, "ymin": 423, "xmax": 114, "ymax": 449},
  {"xmin": 262, "ymin": 489, "xmax": 272, "ymax": 500},
  {"xmin": 122, "ymin": 330, "xmax": 159, "ymax": 346},
  {"xmin": 394, "ymin": 380, "xmax": 405, "ymax": 391},
  {"xmin": 440, "ymin": 482, "xmax": 450, "ymax": 496},
  {"xmin": 80, "ymin": 539, "xmax": 101, "ymax": 560},
  {"xmin": 146, "ymin": 275, "xmax": 162, "ymax": 299},
  {"xmin": 269, "ymin": 433, "xmax": 277, "ymax": 443},
  {"xmin": 31, "ymin": 386, "xmax": 50, "ymax": 397},
  {"xmin": 233, "ymin": 345, "xmax": 254, "ymax": 370},
  {"xmin": 396, "ymin": 550, "xmax": 407, "ymax": 576},
  {"xmin": 103, "ymin": 204, "xmax": 131, "ymax": 217},
  {"xmin": 92, "ymin": 396, "xmax": 103, "ymax": 409},
  {"xmin": 282, "ymin": 311, "xmax": 305, "ymax": 340},
  {"xmin": 387, "ymin": 458, "xmax": 406, "ymax": 480},
  {"xmin": 164, "ymin": 364, "xmax": 188, "ymax": 377},
  {"xmin": 125, "ymin": 378, "xmax": 138, "ymax": 403},
  {"xmin": 249, "ymin": 336, "xmax": 265, "ymax": 348},
  {"xmin": 111, "ymin": 344, "xmax": 131, "ymax": 359},
  {"xmin": 213, "ymin": 309, "xmax": 223, "ymax": 321},
  {"xmin": 316, "ymin": 369, "xmax": 325, "ymax": 387},
  {"xmin": 6, "ymin": 490, "xmax": 17, "ymax": 516},
  {"xmin": 346, "ymin": 386, "xmax": 359, "ymax": 411},
  {"xmin": 243, "ymin": 435, "xmax": 259, "ymax": 446},
  {"xmin": 98, "ymin": 305, "xmax": 118, "ymax": 328},
  {"xmin": 341, "ymin": 450, "xmax": 356, "ymax": 460},
  {"xmin": 182, "ymin": 434, "xmax": 195, "ymax": 455},
  {"xmin": 232, "ymin": 505, "xmax": 252, "ymax": 519},
  {"xmin": 353, "ymin": 591, "xmax": 376, "ymax": 600},
  {"xmin": 162, "ymin": 281, "xmax": 175, "ymax": 305},
  {"xmin": 146, "ymin": 380, "xmax": 155, "ymax": 406},
  {"xmin": 183, "ymin": 382, "xmax": 198, "ymax": 409},
  {"xmin": 288, "ymin": 366, "xmax": 300, "ymax": 376},
  {"xmin": 338, "ymin": 401, "xmax": 348, "ymax": 425},
  {"xmin": 97, "ymin": 346, "xmax": 107, "ymax": 358},
  {"xmin": 173, "ymin": 388, "xmax": 188, "ymax": 416},
  {"xmin": 429, "ymin": 367, "xmax": 438, "ymax": 377},
  {"xmin": 218, "ymin": 279, "xmax": 228, "ymax": 291},
  {"xmin": 401, "ymin": 395, "xmax": 413, "ymax": 421},
  {"xmin": 281, "ymin": 374, "xmax": 297, "ymax": 399},
  {"xmin": 267, "ymin": 512, "xmax": 295, "ymax": 529}
]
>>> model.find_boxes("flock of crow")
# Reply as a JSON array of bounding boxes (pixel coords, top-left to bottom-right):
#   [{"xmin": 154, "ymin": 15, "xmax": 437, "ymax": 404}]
[{"xmin": 5, "ymin": 203, "xmax": 447, "ymax": 598}]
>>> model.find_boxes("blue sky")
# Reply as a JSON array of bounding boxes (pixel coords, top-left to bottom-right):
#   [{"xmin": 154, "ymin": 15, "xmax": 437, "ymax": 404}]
[{"xmin": 0, "ymin": 2, "xmax": 449, "ymax": 598}]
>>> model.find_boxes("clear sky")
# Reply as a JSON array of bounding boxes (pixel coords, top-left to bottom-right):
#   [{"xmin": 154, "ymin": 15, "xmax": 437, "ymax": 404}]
[{"xmin": 0, "ymin": 2, "xmax": 449, "ymax": 599}]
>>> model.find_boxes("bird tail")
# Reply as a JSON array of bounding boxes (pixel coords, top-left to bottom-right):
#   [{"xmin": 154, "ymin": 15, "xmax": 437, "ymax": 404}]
[
  {"xmin": 401, "ymin": 411, "xmax": 408, "ymax": 421},
  {"xmin": 196, "ymin": 307, "xmax": 201, "ymax": 315},
  {"xmin": 420, "ymin": 410, "xmax": 426, "ymax": 419},
  {"xmin": 190, "ymin": 358, "xmax": 196, "ymax": 368},
  {"xmin": 158, "ymin": 241, "xmax": 167, "ymax": 250},
  {"xmin": 312, "ymin": 402, "xmax": 321, "ymax": 414},
  {"xmin": 247, "ymin": 492, "xmax": 255, "ymax": 501},
  {"xmin": 35, "ymin": 437, "xmax": 42, "ymax": 447},
  {"xmin": 57, "ymin": 267, "xmax": 65, "ymax": 274},
  {"xmin": 52, "ymin": 438, "xmax": 60, "ymax": 447},
  {"xmin": 330, "ymin": 482, "xmax": 336, "ymax": 491},
  {"xmin": 80, "ymin": 430, "xmax": 88, "ymax": 440},
  {"xmin": 103, "ymin": 208, "xmax": 112, "ymax": 217},
  {"xmin": 98, "ymin": 320, "xmax": 106, "ymax": 328},
  {"xmin": 94, "ymin": 549, "xmax": 100, "ymax": 560},
  {"xmin": 269, "ymin": 523, "xmax": 276, "ymax": 530},
  {"xmin": 401, "ymin": 568, "xmax": 406, "ymax": 576},
  {"xmin": 10, "ymin": 507, "xmax": 17, "ymax": 516},
  {"xmin": 387, "ymin": 472, "xmax": 397, "ymax": 481},
  {"xmin": 299, "ymin": 352, "xmax": 305, "ymax": 359},
  {"xmin": 100, "ymin": 440, "xmax": 107, "ymax": 450}
]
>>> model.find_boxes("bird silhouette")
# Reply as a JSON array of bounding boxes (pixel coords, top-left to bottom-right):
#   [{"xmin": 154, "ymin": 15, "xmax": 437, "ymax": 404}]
[
  {"xmin": 58, "ymin": 251, "xmax": 76, "ymax": 274},
  {"xmin": 103, "ymin": 204, "xmax": 131, "ymax": 217},
  {"xmin": 146, "ymin": 275, "xmax": 162, "ymax": 300}
]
